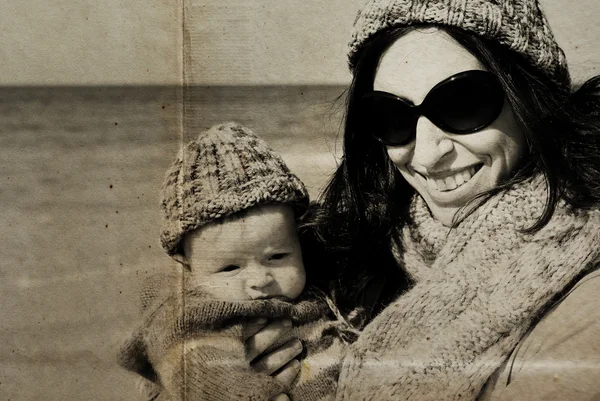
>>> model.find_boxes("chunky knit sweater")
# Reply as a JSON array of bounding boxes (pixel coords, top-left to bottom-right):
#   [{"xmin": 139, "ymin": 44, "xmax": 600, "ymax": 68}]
[
  {"xmin": 336, "ymin": 175, "xmax": 600, "ymax": 400},
  {"xmin": 118, "ymin": 274, "xmax": 348, "ymax": 401}
]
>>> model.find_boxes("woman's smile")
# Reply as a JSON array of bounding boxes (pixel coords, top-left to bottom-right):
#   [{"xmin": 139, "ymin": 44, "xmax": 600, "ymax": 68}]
[
  {"xmin": 410, "ymin": 162, "xmax": 484, "ymax": 206},
  {"xmin": 413, "ymin": 164, "xmax": 482, "ymax": 192}
]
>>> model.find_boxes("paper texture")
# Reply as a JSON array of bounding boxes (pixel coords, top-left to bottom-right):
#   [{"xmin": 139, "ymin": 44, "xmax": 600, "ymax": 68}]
[{"xmin": 0, "ymin": 1, "xmax": 598, "ymax": 400}]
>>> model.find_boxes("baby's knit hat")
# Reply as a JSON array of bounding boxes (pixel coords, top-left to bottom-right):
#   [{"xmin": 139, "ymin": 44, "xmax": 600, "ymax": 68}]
[
  {"xmin": 348, "ymin": 0, "xmax": 570, "ymax": 91},
  {"xmin": 160, "ymin": 122, "xmax": 309, "ymax": 256}
]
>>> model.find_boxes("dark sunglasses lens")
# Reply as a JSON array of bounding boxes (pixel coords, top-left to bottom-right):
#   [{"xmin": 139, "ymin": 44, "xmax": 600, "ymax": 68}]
[
  {"xmin": 427, "ymin": 72, "xmax": 504, "ymax": 133},
  {"xmin": 361, "ymin": 94, "xmax": 415, "ymax": 145}
]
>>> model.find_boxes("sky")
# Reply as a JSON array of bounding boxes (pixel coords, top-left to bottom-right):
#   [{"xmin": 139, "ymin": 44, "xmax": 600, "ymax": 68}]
[{"xmin": 0, "ymin": 0, "xmax": 598, "ymax": 86}]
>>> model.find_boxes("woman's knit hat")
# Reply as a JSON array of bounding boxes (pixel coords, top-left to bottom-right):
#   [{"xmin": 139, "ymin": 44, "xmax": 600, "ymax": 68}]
[
  {"xmin": 160, "ymin": 122, "xmax": 309, "ymax": 256},
  {"xmin": 348, "ymin": 0, "xmax": 571, "ymax": 91}
]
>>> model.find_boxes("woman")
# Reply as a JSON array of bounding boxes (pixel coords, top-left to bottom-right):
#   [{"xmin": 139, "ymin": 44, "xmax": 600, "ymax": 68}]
[
  {"xmin": 123, "ymin": 1, "xmax": 600, "ymax": 400},
  {"xmin": 307, "ymin": 0, "xmax": 600, "ymax": 400}
]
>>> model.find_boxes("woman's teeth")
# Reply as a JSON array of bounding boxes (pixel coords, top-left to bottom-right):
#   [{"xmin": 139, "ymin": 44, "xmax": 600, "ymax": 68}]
[{"xmin": 426, "ymin": 166, "xmax": 478, "ymax": 192}]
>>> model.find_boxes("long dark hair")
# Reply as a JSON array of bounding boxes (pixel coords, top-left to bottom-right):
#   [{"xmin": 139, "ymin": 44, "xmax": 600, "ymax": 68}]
[{"xmin": 310, "ymin": 25, "xmax": 600, "ymax": 315}]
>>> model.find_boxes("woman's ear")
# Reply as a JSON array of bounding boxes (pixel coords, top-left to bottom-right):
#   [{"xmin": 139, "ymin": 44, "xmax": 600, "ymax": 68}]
[{"xmin": 172, "ymin": 253, "xmax": 191, "ymax": 271}]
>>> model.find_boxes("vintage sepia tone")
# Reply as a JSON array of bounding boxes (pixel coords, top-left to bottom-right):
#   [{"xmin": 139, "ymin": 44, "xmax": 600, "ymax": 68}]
[{"xmin": 1, "ymin": 1, "xmax": 599, "ymax": 400}]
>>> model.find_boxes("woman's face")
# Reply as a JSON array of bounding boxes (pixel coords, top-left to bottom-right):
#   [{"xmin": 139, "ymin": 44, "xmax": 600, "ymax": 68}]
[{"xmin": 373, "ymin": 29, "xmax": 527, "ymax": 226}]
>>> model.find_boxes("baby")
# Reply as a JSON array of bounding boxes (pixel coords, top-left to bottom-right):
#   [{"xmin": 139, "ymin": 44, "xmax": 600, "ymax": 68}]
[{"xmin": 118, "ymin": 123, "xmax": 352, "ymax": 401}]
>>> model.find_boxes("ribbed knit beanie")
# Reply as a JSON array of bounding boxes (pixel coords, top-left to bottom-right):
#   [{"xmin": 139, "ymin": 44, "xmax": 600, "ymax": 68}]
[
  {"xmin": 160, "ymin": 122, "xmax": 309, "ymax": 256},
  {"xmin": 349, "ymin": 0, "xmax": 570, "ymax": 91}
]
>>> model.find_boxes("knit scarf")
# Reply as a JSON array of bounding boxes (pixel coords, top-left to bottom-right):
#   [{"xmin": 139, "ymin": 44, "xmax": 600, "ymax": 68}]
[{"xmin": 336, "ymin": 175, "xmax": 600, "ymax": 401}]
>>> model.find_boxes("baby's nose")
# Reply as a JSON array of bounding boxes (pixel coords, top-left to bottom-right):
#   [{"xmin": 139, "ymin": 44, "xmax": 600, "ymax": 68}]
[{"xmin": 246, "ymin": 267, "xmax": 274, "ymax": 290}]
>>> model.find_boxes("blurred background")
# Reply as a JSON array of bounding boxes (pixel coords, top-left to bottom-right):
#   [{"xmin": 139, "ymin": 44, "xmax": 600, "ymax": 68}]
[{"xmin": 0, "ymin": 0, "xmax": 598, "ymax": 399}]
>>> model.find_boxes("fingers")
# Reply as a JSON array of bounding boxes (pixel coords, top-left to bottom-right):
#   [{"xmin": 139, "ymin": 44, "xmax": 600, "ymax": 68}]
[
  {"xmin": 272, "ymin": 359, "xmax": 301, "ymax": 387},
  {"xmin": 243, "ymin": 318, "xmax": 268, "ymax": 340},
  {"xmin": 246, "ymin": 319, "xmax": 293, "ymax": 361},
  {"xmin": 271, "ymin": 394, "xmax": 291, "ymax": 401},
  {"xmin": 251, "ymin": 339, "xmax": 303, "ymax": 375}
]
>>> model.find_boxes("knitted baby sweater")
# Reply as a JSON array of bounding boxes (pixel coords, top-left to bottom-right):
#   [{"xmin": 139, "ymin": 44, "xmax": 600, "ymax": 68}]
[{"xmin": 118, "ymin": 274, "xmax": 348, "ymax": 401}]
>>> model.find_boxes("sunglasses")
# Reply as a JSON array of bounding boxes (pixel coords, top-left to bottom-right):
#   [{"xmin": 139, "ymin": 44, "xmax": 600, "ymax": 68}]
[{"xmin": 360, "ymin": 70, "xmax": 505, "ymax": 146}]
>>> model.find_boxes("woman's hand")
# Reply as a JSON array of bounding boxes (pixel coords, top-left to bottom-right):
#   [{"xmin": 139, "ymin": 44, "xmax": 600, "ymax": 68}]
[
  {"xmin": 244, "ymin": 318, "xmax": 303, "ymax": 390},
  {"xmin": 270, "ymin": 394, "xmax": 291, "ymax": 401}
]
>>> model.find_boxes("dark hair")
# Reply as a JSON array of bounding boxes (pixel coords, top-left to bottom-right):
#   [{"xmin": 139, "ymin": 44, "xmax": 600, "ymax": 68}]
[{"xmin": 311, "ymin": 25, "xmax": 600, "ymax": 315}]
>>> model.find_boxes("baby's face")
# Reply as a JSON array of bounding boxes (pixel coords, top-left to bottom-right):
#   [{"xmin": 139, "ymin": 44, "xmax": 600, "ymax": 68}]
[{"xmin": 182, "ymin": 204, "xmax": 306, "ymax": 301}]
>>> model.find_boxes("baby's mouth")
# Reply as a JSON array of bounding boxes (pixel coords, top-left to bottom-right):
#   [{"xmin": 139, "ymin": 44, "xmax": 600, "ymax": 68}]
[
  {"xmin": 250, "ymin": 294, "xmax": 288, "ymax": 301},
  {"xmin": 418, "ymin": 164, "xmax": 483, "ymax": 192}
]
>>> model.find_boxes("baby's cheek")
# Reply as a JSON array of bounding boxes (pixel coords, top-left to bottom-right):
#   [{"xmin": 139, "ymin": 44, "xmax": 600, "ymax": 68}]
[
  {"xmin": 187, "ymin": 272, "xmax": 212, "ymax": 289},
  {"xmin": 280, "ymin": 266, "xmax": 306, "ymax": 299},
  {"xmin": 187, "ymin": 274, "xmax": 228, "ymax": 298}
]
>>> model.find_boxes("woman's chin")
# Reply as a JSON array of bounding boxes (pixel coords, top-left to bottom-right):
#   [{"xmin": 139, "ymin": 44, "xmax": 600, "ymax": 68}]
[
  {"xmin": 425, "ymin": 204, "xmax": 461, "ymax": 227},
  {"xmin": 410, "ymin": 164, "xmax": 496, "ymax": 225}
]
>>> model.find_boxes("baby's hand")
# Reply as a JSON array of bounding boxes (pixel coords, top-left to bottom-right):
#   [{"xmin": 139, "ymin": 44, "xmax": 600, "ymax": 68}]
[{"xmin": 244, "ymin": 318, "xmax": 303, "ymax": 387}]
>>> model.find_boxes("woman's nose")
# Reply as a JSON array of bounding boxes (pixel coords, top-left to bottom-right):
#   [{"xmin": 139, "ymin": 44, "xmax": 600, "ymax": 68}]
[{"xmin": 412, "ymin": 117, "xmax": 454, "ymax": 170}]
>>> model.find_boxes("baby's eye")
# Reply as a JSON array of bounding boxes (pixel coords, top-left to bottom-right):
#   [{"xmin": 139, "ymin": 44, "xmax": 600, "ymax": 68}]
[
  {"xmin": 269, "ymin": 253, "xmax": 289, "ymax": 261},
  {"xmin": 220, "ymin": 264, "xmax": 241, "ymax": 273}
]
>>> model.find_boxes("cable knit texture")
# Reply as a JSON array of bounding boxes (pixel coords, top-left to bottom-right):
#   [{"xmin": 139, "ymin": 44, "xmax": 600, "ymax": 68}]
[
  {"xmin": 118, "ymin": 274, "xmax": 347, "ymax": 401},
  {"xmin": 335, "ymin": 175, "xmax": 600, "ymax": 400},
  {"xmin": 160, "ymin": 122, "xmax": 309, "ymax": 255},
  {"xmin": 348, "ymin": 0, "xmax": 570, "ymax": 92}
]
